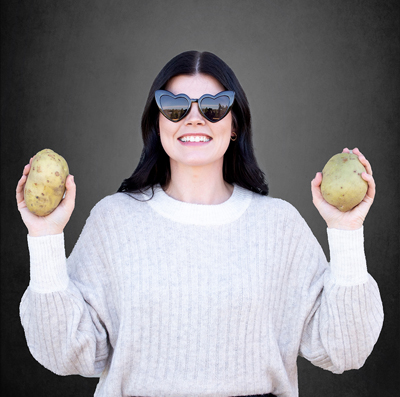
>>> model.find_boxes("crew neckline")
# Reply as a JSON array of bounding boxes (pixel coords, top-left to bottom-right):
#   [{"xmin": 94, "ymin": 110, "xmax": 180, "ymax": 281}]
[{"xmin": 144, "ymin": 184, "xmax": 253, "ymax": 225}]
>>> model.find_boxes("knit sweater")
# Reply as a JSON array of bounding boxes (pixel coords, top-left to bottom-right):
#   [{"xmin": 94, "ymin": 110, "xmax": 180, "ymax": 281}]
[{"xmin": 20, "ymin": 185, "xmax": 383, "ymax": 397}]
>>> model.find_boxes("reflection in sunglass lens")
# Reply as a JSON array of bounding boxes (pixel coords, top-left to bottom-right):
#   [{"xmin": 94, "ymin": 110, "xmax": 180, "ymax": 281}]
[
  {"xmin": 160, "ymin": 96, "xmax": 189, "ymax": 121},
  {"xmin": 200, "ymin": 96, "xmax": 230, "ymax": 121}
]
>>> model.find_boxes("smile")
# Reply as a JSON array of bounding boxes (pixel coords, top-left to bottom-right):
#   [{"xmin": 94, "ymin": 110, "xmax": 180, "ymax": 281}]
[{"xmin": 178, "ymin": 136, "xmax": 212, "ymax": 142}]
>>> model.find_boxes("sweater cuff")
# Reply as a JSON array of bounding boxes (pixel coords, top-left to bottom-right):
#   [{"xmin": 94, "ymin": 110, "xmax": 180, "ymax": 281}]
[
  {"xmin": 327, "ymin": 226, "xmax": 368, "ymax": 286},
  {"xmin": 27, "ymin": 233, "xmax": 69, "ymax": 293}
]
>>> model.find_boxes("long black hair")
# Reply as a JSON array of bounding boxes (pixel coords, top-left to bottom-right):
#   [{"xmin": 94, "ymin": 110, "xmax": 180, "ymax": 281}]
[{"xmin": 117, "ymin": 50, "xmax": 268, "ymax": 196}]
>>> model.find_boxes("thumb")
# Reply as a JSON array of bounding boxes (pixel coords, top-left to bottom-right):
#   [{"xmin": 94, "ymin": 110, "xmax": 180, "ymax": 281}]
[
  {"xmin": 311, "ymin": 172, "xmax": 324, "ymax": 206},
  {"xmin": 61, "ymin": 175, "xmax": 76, "ymax": 214}
]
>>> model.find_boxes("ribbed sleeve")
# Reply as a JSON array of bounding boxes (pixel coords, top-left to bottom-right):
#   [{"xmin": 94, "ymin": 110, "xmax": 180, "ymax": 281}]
[
  {"xmin": 20, "ymin": 212, "xmax": 113, "ymax": 378},
  {"xmin": 27, "ymin": 233, "xmax": 69, "ymax": 293},
  {"xmin": 327, "ymin": 227, "xmax": 368, "ymax": 286},
  {"xmin": 299, "ymin": 225, "xmax": 383, "ymax": 374}
]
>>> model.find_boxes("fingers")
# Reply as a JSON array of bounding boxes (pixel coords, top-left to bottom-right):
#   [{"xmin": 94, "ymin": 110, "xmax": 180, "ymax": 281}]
[
  {"xmin": 342, "ymin": 147, "xmax": 373, "ymax": 175},
  {"xmin": 361, "ymin": 171, "xmax": 376, "ymax": 203},
  {"xmin": 352, "ymin": 147, "xmax": 373, "ymax": 175},
  {"xmin": 342, "ymin": 147, "xmax": 375, "ymax": 204}
]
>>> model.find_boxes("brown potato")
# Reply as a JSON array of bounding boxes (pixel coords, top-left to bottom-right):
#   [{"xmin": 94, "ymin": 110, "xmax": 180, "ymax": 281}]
[
  {"xmin": 24, "ymin": 149, "xmax": 69, "ymax": 216},
  {"xmin": 321, "ymin": 152, "xmax": 368, "ymax": 212}
]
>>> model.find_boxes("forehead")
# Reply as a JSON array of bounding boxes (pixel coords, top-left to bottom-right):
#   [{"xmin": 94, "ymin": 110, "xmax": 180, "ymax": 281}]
[{"xmin": 165, "ymin": 74, "xmax": 225, "ymax": 97}]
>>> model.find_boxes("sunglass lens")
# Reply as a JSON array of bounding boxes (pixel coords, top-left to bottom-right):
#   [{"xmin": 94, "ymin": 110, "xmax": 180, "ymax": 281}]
[
  {"xmin": 200, "ymin": 95, "xmax": 230, "ymax": 121},
  {"xmin": 160, "ymin": 95, "xmax": 189, "ymax": 121}
]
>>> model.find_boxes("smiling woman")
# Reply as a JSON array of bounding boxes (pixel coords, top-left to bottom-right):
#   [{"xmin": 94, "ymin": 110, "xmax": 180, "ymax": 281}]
[
  {"xmin": 157, "ymin": 74, "xmax": 235, "ymax": 201},
  {"xmin": 118, "ymin": 51, "xmax": 269, "ymax": 203},
  {"xmin": 17, "ymin": 51, "xmax": 383, "ymax": 397}
]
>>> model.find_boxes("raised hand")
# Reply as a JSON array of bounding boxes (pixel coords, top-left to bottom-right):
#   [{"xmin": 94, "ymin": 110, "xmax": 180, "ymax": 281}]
[
  {"xmin": 16, "ymin": 157, "xmax": 76, "ymax": 237},
  {"xmin": 311, "ymin": 148, "xmax": 375, "ymax": 230}
]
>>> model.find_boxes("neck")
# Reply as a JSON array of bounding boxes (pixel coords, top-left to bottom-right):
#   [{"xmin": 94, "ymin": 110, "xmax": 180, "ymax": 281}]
[{"xmin": 163, "ymin": 161, "xmax": 233, "ymax": 205}]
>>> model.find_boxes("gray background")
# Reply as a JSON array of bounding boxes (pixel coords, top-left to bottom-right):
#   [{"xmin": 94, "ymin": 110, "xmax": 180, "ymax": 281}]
[{"xmin": 1, "ymin": 0, "xmax": 399, "ymax": 396}]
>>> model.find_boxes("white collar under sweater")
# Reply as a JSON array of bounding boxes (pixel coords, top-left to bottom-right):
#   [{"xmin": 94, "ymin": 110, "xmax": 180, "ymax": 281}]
[{"xmin": 143, "ymin": 184, "xmax": 253, "ymax": 225}]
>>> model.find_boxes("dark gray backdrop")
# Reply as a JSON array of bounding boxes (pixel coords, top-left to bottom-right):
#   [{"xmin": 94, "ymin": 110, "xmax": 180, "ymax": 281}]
[{"xmin": 1, "ymin": 0, "xmax": 399, "ymax": 396}]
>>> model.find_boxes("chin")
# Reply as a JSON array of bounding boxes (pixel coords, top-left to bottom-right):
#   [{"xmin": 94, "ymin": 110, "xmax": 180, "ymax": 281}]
[{"xmin": 172, "ymin": 155, "xmax": 223, "ymax": 169}]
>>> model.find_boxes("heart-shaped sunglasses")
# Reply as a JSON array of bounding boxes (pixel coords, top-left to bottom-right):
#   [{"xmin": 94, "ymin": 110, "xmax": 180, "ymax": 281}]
[{"xmin": 155, "ymin": 90, "xmax": 235, "ymax": 123}]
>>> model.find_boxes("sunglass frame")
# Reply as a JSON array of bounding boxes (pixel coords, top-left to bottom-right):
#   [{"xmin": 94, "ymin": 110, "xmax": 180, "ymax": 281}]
[{"xmin": 155, "ymin": 90, "xmax": 235, "ymax": 123}]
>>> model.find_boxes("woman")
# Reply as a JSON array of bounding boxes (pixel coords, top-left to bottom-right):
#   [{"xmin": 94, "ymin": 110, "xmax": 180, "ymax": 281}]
[{"xmin": 16, "ymin": 51, "xmax": 383, "ymax": 397}]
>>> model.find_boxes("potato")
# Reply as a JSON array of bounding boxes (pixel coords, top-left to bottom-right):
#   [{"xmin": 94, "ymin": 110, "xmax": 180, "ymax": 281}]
[
  {"xmin": 321, "ymin": 152, "xmax": 368, "ymax": 212},
  {"xmin": 24, "ymin": 149, "xmax": 69, "ymax": 216}
]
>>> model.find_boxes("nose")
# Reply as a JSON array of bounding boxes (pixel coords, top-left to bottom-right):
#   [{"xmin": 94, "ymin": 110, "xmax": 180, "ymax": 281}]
[{"xmin": 184, "ymin": 102, "xmax": 205, "ymax": 126}]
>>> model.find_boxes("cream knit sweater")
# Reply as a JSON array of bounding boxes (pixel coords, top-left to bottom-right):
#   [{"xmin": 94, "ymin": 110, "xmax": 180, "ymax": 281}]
[{"xmin": 20, "ymin": 185, "xmax": 383, "ymax": 397}]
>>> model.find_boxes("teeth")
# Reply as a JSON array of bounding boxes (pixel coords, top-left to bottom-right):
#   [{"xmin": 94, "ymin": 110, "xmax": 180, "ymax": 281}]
[{"xmin": 179, "ymin": 136, "xmax": 211, "ymax": 142}]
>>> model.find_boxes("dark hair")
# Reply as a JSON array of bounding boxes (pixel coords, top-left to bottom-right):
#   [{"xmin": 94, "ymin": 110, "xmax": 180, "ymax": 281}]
[{"xmin": 117, "ymin": 50, "xmax": 268, "ymax": 196}]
